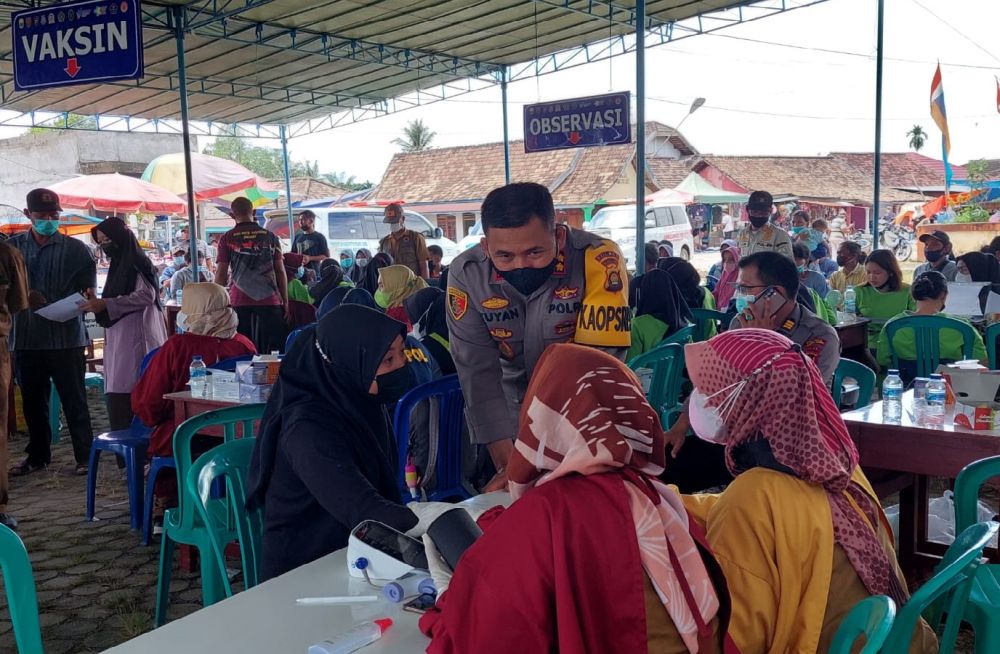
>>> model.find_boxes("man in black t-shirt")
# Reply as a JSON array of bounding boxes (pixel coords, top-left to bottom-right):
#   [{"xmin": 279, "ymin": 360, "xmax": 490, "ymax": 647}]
[{"xmin": 291, "ymin": 211, "xmax": 329, "ymax": 276}]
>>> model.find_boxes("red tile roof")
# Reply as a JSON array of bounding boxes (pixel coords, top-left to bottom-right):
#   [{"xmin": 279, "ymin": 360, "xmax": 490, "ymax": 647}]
[
  {"xmin": 830, "ymin": 152, "xmax": 967, "ymax": 189},
  {"xmin": 264, "ymin": 177, "xmax": 349, "ymax": 208}
]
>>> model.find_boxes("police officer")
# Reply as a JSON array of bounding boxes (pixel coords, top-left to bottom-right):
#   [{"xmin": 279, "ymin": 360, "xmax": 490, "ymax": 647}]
[
  {"xmin": 447, "ymin": 183, "xmax": 631, "ymax": 489},
  {"xmin": 737, "ymin": 190, "xmax": 793, "ymax": 258}
]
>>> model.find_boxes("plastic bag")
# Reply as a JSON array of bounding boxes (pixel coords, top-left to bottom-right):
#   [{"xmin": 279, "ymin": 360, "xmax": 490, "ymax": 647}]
[{"xmin": 884, "ymin": 491, "xmax": 998, "ymax": 549}]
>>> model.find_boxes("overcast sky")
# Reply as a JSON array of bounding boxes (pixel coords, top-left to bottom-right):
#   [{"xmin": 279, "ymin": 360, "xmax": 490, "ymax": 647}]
[
  {"xmin": 281, "ymin": 0, "xmax": 1000, "ymax": 183},
  {"xmin": 2, "ymin": 0, "xmax": 997, "ymax": 185}
]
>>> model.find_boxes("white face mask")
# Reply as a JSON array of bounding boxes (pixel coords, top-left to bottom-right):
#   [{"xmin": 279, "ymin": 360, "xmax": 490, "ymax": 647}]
[
  {"xmin": 176, "ymin": 311, "xmax": 188, "ymax": 334},
  {"xmin": 389, "ymin": 222, "xmax": 404, "ymax": 234},
  {"xmin": 689, "ymin": 388, "xmax": 734, "ymax": 444},
  {"xmin": 955, "ymin": 272, "xmax": 973, "ymax": 283}
]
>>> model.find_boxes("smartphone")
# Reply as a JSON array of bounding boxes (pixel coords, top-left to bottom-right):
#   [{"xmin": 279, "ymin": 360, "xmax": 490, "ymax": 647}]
[
  {"xmin": 753, "ymin": 285, "xmax": 780, "ymax": 303},
  {"xmin": 403, "ymin": 593, "xmax": 437, "ymax": 614},
  {"xmin": 352, "ymin": 521, "xmax": 429, "ymax": 570}
]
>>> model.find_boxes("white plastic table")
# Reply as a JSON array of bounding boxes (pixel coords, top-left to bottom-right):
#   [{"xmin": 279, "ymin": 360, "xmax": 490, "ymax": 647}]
[{"xmin": 102, "ymin": 549, "xmax": 427, "ymax": 653}]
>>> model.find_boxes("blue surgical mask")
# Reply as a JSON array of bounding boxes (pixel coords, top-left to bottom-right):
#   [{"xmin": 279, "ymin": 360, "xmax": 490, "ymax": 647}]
[
  {"xmin": 341, "ymin": 257, "xmax": 354, "ymax": 269},
  {"xmin": 734, "ymin": 294, "xmax": 751, "ymax": 313},
  {"xmin": 297, "ymin": 266, "xmax": 305, "ymax": 278},
  {"xmin": 797, "ymin": 264, "xmax": 806, "ymax": 274},
  {"xmin": 173, "ymin": 256, "xmax": 185, "ymax": 267},
  {"xmin": 790, "ymin": 226, "xmax": 805, "ymax": 235},
  {"xmin": 33, "ymin": 219, "xmax": 58, "ymax": 237}
]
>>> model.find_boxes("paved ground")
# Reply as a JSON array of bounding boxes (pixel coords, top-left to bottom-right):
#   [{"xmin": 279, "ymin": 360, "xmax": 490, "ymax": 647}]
[{"xmin": 0, "ymin": 389, "xmax": 200, "ymax": 653}]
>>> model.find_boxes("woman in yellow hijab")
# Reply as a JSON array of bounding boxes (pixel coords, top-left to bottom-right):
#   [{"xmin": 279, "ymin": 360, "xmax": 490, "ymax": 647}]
[{"xmin": 375, "ymin": 264, "xmax": 427, "ymax": 328}]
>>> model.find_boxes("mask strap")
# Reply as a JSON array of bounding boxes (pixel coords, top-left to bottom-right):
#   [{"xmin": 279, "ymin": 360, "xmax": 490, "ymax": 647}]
[{"xmin": 704, "ymin": 346, "xmax": 794, "ymax": 420}]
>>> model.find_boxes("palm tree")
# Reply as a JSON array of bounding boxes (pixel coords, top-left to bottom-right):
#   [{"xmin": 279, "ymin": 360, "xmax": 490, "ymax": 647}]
[
  {"xmin": 906, "ymin": 125, "xmax": 927, "ymax": 152},
  {"xmin": 393, "ymin": 119, "xmax": 436, "ymax": 152}
]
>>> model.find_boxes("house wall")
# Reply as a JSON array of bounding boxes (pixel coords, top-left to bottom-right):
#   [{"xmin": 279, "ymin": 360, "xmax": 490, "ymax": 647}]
[
  {"xmin": 646, "ymin": 135, "xmax": 683, "ymax": 159},
  {"xmin": 427, "ymin": 211, "xmax": 480, "ymax": 242},
  {"xmin": 556, "ymin": 208, "xmax": 585, "ymax": 228},
  {"xmin": 602, "ymin": 163, "xmax": 655, "ymax": 201},
  {"xmin": 696, "ymin": 165, "xmax": 750, "ymax": 194}
]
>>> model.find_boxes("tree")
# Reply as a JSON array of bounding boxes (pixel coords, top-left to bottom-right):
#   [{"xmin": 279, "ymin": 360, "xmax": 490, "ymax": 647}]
[
  {"xmin": 202, "ymin": 136, "xmax": 286, "ymax": 178},
  {"xmin": 323, "ymin": 171, "xmax": 373, "ymax": 192},
  {"xmin": 28, "ymin": 113, "xmax": 98, "ymax": 133},
  {"xmin": 906, "ymin": 125, "xmax": 927, "ymax": 152},
  {"xmin": 392, "ymin": 119, "xmax": 436, "ymax": 152}
]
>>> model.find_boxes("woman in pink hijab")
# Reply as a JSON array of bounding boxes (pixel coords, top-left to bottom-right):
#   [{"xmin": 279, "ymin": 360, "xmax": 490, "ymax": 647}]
[{"xmin": 711, "ymin": 241, "xmax": 741, "ymax": 310}]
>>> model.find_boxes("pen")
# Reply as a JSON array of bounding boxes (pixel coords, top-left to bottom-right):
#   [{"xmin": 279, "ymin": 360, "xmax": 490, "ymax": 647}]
[{"xmin": 295, "ymin": 595, "xmax": 379, "ymax": 606}]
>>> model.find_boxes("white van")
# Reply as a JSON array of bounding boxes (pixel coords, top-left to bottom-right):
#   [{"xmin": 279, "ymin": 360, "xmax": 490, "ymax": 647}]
[
  {"xmin": 263, "ymin": 207, "xmax": 460, "ymax": 264},
  {"xmin": 588, "ymin": 203, "xmax": 694, "ymax": 269}
]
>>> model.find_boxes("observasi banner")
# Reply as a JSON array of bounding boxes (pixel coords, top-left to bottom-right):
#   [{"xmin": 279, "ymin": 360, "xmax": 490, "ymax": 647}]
[
  {"xmin": 13, "ymin": 0, "xmax": 144, "ymax": 91},
  {"xmin": 523, "ymin": 92, "xmax": 631, "ymax": 153}
]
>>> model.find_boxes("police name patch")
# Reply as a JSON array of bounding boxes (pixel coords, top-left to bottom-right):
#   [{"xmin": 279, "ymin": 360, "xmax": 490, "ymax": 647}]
[
  {"xmin": 481, "ymin": 296, "xmax": 509, "ymax": 310},
  {"xmin": 448, "ymin": 287, "xmax": 468, "ymax": 320}
]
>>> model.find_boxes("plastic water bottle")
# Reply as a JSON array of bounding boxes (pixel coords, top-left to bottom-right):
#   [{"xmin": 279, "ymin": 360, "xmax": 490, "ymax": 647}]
[
  {"xmin": 925, "ymin": 374, "xmax": 946, "ymax": 427},
  {"xmin": 189, "ymin": 356, "xmax": 208, "ymax": 397},
  {"xmin": 843, "ymin": 285, "xmax": 857, "ymax": 322},
  {"xmin": 882, "ymin": 370, "xmax": 903, "ymax": 422},
  {"xmin": 913, "ymin": 377, "xmax": 929, "ymax": 425},
  {"xmin": 175, "ymin": 288, "xmax": 183, "ymax": 305}
]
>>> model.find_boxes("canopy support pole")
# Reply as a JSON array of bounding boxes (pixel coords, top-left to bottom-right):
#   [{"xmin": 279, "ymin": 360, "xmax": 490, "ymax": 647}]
[
  {"xmin": 635, "ymin": 0, "xmax": 647, "ymax": 272},
  {"xmin": 280, "ymin": 125, "xmax": 295, "ymax": 242},
  {"xmin": 173, "ymin": 6, "xmax": 199, "ymax": 281},
  {"xmin": 501, "ymin": 67, "xmax": 511, "ymax": 185},
  {"xmin": 872, "ymin": 0, "xmax": 885, "ymax": 243}
]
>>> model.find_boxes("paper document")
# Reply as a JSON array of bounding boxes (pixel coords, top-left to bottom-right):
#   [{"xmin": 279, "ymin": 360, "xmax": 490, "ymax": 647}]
[
  {"xmin": 944, "ymin": 282, "xmax": 988, "ymax": 317},
  {"xmin": 985, "ymin": 291, "xmax": 1000, "ymax": 318},
  {"xmin": 35, "ymin": 293, "xmax": 87, "ymax": 322}
]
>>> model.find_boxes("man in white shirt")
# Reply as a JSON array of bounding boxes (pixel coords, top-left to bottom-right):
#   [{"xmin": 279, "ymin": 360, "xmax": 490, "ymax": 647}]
[{"xmin": 719, "ymin": 206, "xmax": 736, "ymax": 239}]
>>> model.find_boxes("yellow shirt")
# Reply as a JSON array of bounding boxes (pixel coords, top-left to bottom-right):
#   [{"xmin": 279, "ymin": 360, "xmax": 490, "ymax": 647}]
[{"xmin": 828, "ymin": 265, "xmax": 868, "ymax": 298}]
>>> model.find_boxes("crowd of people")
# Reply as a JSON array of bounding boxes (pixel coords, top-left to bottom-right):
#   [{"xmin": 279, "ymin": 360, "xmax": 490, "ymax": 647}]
[{"xmin": 3, "ymin": 179, "xmax": 995, "ymax": 651}]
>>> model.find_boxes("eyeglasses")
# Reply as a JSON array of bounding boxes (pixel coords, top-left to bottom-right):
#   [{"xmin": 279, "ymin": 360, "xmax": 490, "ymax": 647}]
[{"xmin": 732, "ymin": 283, "xmax": 768, "ymax": 295}]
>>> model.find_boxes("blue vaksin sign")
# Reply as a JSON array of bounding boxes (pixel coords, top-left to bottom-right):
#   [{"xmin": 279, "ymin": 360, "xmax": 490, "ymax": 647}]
[
  {"xmin": 523, "ymin": 92, "xmax": 631, "ymax": 153},
  {"xmin": 12, "ymin": 0, "xmax": 144, "ymax": 91}
]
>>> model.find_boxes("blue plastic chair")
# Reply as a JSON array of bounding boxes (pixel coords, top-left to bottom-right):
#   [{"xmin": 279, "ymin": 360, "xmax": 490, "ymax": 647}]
[
  {"xmin": 884, "ymin": 315, "xmax": 977, "ymax": 379},
  {"xmin": 49, "ymin": 371, "xmax": 105, "ymax": 444},
  {"xmin": 212, "ymin": 354, "xmax": 253, "ymax": 372},
  {"xmin": 393, "ymin": 375, "xmax": 473, "ymax": 502},
  {"xmin": 828, "ymin": 595, "xmax": 895, "ymax": 654},
  {"xmin": 830, "ymin": 358, "xmax": 877, "ymax": 410},
  {"xmin": 85, "ymin": 347, "xmax": 159, "ymax": 530},
  {"xmin": 953, "ymin": 455, "xmax": 1000, "ymax": 654},
  {"xmin": 284, "ymin": 327, "xmax": 305, "ymax": 353},
  {"xmin": 627, "ymin": 342, "xmax": 685, "ymax": 428}
]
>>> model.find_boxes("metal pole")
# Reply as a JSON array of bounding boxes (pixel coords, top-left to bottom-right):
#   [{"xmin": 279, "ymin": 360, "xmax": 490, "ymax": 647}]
[
  {"xmin": 635, "ymin": 0, "xmax": 647, "ymax": 272},
  {"xmin": 173, "ymin": 6, "xmax": 199, "ymax": 281},
  {"xmin": 280, "ymin": 124, "xmax": 295, "ymax": 243},
  {"xmin": 501, "ymin": 67, "xmax": 511, "ymax": 185},
  {"xmin": 872, "ymin": 0, "xmax": 885, "ymax": 243}
]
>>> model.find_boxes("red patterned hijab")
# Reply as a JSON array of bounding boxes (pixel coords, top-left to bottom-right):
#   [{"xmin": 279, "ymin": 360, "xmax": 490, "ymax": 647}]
[
  {"xmin": 508, "ymin": 343, "xmax": 720, "ymax": 653},
  {"xmin": 685, "ymin": 329, "xmax": 907, "ymax": 604}
]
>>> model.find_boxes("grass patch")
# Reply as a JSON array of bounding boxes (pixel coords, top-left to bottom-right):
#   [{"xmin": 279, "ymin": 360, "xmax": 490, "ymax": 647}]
[{"xmin": 112, "ymin": 596, "xmax": 150, "ymax": 640}]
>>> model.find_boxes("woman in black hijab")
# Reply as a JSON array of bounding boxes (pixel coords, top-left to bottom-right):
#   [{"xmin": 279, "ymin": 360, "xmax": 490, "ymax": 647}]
[
  {"xmin": 247, "ymin": 305, "xmax": 423, "ymax": 580},
  {"xmin": 626, "ymin": 268, "xmax": 692, "ymax": 361},
  {"xmin": 349, "ymin": 248, "xmax": 373, "ymax": 286},
  {"xmin": 307, "ymin": 259, "xmax": 346, "ymax": 305},
  {"xmin": 403, "ymin": 287, "xmax": 454, "ymax": 375},
  {"xmin": 360, "ymin": 252, "xmax": 393, "ymax": 295},
  {"xmin": 958, "ymin": 251, "xmax": 1000, "ymax": 316},
  {"xmin": 79, "ymin": 217, "xmax": 166, "ymax": 429},
  {"xmin": 656, "ymin": 257, "xmax": 708, "ymax": 311}
]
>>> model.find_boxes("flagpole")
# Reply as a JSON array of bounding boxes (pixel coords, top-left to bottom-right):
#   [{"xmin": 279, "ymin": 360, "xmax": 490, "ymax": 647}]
[{"xmin": 872, "ymin": 0, "xmax": 885, "ymax": 244}]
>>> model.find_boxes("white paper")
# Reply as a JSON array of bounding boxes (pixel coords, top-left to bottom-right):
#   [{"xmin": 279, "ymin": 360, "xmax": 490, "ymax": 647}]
[
  {"xmin": 944, "ymin": 282, "xmax": 989, "ymax": 317},
  {"xmin": 35, "ymin": 293, "xmax": 87, "ymax": 322},
  {"xmin": 985, "ymin": 291, "xmax": 1000, "ymax": 317}
]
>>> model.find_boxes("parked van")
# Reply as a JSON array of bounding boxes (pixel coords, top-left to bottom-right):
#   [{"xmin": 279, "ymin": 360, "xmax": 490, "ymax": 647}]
[
  {"xmin": 588, "ymin": 203, "xmax": 693, "ymax": 269},
  {"xmin": 263, "ymin": 207, "xmax": 461, "ymax": 264}
]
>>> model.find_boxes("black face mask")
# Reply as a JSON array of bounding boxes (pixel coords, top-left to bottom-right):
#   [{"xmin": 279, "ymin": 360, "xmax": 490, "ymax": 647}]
[
  {"xmin": 836, "ymin": 255, "xmax": 851, "ymax": 267},
  {"xmin": 748, "ymin": 215, "xmax": 769, "ymax": 229},
  {"xmin": 925, "ymin": 249, "xmax": 944, "ymax": 263},
  {"xmin": 100, "ymin": 242, "xmax": 119, "ymax": 257},
  {"xmin": 498, "ymin": 257, "xmax": 558, "ymax": 296},
  {"xmin": 375, "ymin": 363, "xmax": 416, "ymax": 405}
]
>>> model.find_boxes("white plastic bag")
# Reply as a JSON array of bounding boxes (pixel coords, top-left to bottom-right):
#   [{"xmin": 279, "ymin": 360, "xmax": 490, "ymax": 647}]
[{"xmin": 884, "ymin": 491, "xmax": 997, "ymax": 549}]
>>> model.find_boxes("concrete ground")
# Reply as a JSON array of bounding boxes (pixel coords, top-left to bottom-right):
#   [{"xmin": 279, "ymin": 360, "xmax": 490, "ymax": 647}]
[{"xmin": 0, "ymin": 388, "xmax": 200, "ymax": 653}]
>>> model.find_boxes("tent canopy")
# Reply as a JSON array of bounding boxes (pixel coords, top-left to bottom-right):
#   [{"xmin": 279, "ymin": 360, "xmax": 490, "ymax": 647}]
[{"xmin": 674, "ymin": 172, "xmax": 749, "ymax": 204}]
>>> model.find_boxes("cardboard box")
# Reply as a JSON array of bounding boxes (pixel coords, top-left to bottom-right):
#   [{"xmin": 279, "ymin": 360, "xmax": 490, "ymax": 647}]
[
  {"xmin": 239, "ymin": 382, "xmax": 273, "ymax": 403},
  {"xmin": 937, "ymin": 364, "xmax": 1000, "ymax": 431},
  {"xmin": 208, "ymin": 369, "xmax": 240, "ymax": 401}
]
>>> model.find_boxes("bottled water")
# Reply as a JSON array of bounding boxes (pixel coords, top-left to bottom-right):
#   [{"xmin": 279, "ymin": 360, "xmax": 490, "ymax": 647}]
[
  {"xmin": 925, "ymin": 374, "xmax": 946, "ymax": 426},
  {"xmin": 882, "ymin": 370, "xmax": 903, "ymax": 422},
  {"xmin": 175, "ymin": 288, "xmax": 183, "ymax": 305},
  {"xmin": 189, "ymin": 356, "xmax": 208, "ymax": 397},
  {"xmin": 913, "ymin": 377, "xmax": 929, "ymax": 425},
  {"xmin": 843, "ymin": 285, "xmax": 857, "ymax": 321}
]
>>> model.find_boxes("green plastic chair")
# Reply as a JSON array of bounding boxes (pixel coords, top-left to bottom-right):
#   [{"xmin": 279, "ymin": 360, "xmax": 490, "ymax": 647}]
[
  {"xmin": 188, "ymin": 437, "xmax": 263, "ymax": 599},
  {"xmin": 953, "ymin": 455, "xmax": 1000, "ymax": 654},
  {"xmin": 154, "ymin": 403, "xmax": 265, "ymax": 627},
  {"xmin": 628, "ymin": 342, "xmax": 684, "ymax": 428},
  {"xmin": 985, "ymin": 322, "xmax": 1000, "ymax": 370},
  {"xmin": 660, "ymin": 323, "xmax": 696, "ymax": 347},
  {"xmin": 884, "ymin": 315, "xmax": 977, "ymax": 379},
  {"xmin": 691, "ymin": 308, "xmax": 728, "ymax": 342},
  {"xmin": 830, "ymin": 358, "xmax": 877, "ymax": 410},
  {"xmin": 0, "ymin": 524, "xmax": 43, "ymax": 654},
  {"xmin": 828, "ymin": 595, "xmax": 895, "ymax": 654},
  {"xmin": 882, "ymin": 521, "xmax": 999, "ymax": 654}
]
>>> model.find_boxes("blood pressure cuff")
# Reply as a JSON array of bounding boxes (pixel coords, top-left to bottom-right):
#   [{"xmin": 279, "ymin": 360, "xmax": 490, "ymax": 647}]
[{"xmin": 575, "ymin": 239, "xmax": 631, "ymax": 348}]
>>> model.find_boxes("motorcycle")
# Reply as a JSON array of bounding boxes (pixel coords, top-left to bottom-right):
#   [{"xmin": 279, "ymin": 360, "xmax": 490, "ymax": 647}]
[{"xmin": 877, "ymin": 218, "xmax": 914, "ymax": 261}]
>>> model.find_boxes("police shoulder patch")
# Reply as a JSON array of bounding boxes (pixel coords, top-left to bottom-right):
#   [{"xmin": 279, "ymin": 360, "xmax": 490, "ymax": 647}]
[{"xmin": 448, "ymin": 287, "xmax": 468, "ymax": 320}]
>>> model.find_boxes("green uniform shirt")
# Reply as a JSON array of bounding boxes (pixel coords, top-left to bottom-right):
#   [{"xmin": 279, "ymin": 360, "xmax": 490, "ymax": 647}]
[
  {"xmin": 855, "ymin": 285, "xmax": 915, "ymax": 347},
  {"xmin": 627, "ymin": 314, "xmax": 669, "ymax": 362},
  {"xmin": 809, "ymin": 287, "xmax": 837, "ymax": 326},
  {"xmin": 876, "ymin": 312, "xmax": 987, "ymax": 368},
  {"xmin": 287, "ymin": 279, "xmax": 313, "ymax": 305},
  {"xmin": 700, "ymin": 291, "xmax": 719, "ymax": 339}
]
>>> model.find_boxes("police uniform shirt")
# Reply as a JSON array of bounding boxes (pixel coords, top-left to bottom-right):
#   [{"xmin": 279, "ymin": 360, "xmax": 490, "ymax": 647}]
[
  {"xmin": 731, "ymin": 303, "xmax": 840, "ymax": 384},
  {"xmin": 446, "ymin": 226, "xmax": 631, "ymax": 445},
  {"xmin": 737, "ymin": 224, "xmax": 794, "ymax": 258}
]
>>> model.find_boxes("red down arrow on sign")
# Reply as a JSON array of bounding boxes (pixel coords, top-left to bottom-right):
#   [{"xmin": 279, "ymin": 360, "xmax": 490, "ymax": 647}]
[{"xmin": 65, "ymin": 58, "xmax": 81, "ymax": 78}]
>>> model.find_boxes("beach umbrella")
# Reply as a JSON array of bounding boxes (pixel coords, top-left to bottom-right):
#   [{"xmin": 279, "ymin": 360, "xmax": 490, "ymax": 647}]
[
  {"xmin": 142, "ymin": 152, "xmax": 278, "ymax": 207},
  {"xmin": 48, "ymin": 173, "xmax": 188, "ymax": 215}
]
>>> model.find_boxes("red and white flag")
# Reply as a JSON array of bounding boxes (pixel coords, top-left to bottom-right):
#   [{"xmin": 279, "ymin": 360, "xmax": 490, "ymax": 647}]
[{"xmin": 996, "ymin": 76, "xmax": 1000, "ymax": 114}]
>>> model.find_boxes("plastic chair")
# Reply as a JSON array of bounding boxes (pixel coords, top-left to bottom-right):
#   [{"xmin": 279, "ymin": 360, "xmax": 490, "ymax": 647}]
[
  {"xmin": 953, "ymin": 455, "xmax": 1000, "ymax": 654},
  {"xmin": 884, "ymin": 315, "xmax": 977, "ymax": 379},
  {"xmin": 985, "ymin": 322, "xmax": 1000, "ymax": 370},
  {"xmin": 212, "ymin": 354, "xmax": 253, "ymax": 372},
  {"xmin": 627, "ymin": 342, "xmax": 684, "ymax": 428},
  {"xmin": 49, "ymin": 371, "xmax": 105, "ymax": 444},
  {"xmin": 284, "ymin": 327, "xmax": 304, "ymax": 353},
  {"xmin": 393, "ymin": 375, "xmax": 473, "ymax": 502},
  {"xmin": 830, "ymin": 358, "xmax": 877, "ymax": 410},
  {"xmin": 828, "ymin": 595, "xmax": 895, "ymax": 654},
  {"xmin": 188, "ymin": 438, "xmax": 262, "ymax": 598},
  {"xmin": 881, "ymin": 521, "xmax": 999, "ymax": 654},
  {"xmin": 85, "ymin": 347, "xmax": 160, "ymax": 530},
  {"xmin": 0, "ymin": 524, "xmax": 43, "ymax": 654},
  {"xmin": 691, "ymin": 308, "xmax": 728, "ymax": 342},
  {"xmin": 155, "ymin": 403, "xmax": 265, "ymax": 627},
  {"xmin": 660, "ymin": 323, "xmax": 696, "ymax": 347}
]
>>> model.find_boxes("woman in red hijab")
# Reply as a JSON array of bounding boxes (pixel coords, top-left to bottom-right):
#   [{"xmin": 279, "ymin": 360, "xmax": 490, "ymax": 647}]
[
  {"xmin": 421, "ymin": 343, "xmax": 732, "ymax": 654},
  {"xmin": 681, "ymin": 329, "xmax": 936, "ymax": 653}
]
